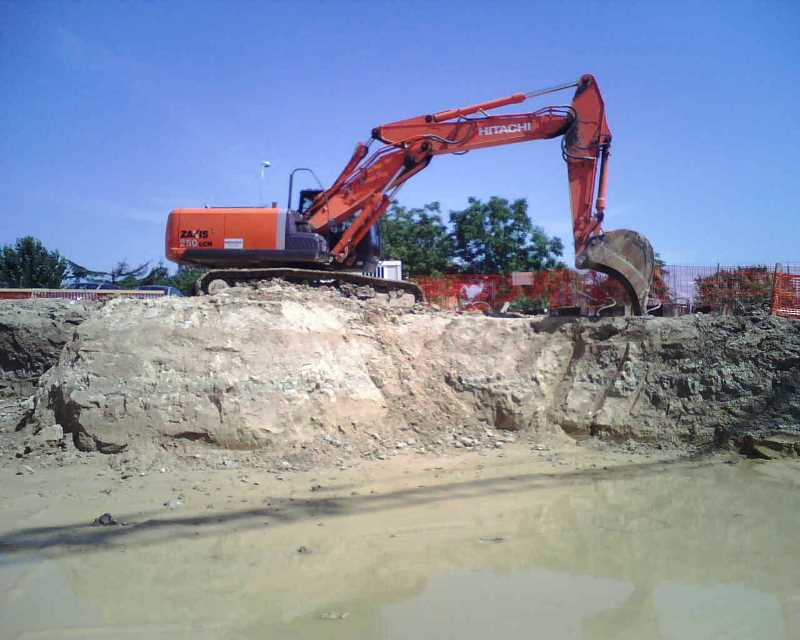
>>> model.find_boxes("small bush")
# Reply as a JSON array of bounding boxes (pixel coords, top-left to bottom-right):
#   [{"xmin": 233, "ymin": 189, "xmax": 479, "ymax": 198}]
[{"xmin": 508, "ymin": 295, "xmax": 549, "ymax": 315}]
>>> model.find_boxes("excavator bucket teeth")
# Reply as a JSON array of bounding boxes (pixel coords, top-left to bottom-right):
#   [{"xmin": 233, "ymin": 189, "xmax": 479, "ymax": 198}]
[{"xmin": 576, "ymin": 229, "xmax": 655, "ymax": 315}]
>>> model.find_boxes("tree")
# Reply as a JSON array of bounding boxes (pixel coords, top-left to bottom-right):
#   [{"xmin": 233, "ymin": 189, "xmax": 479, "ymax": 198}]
[
  {"xmin": 165, "ymin": 266, "xmax": 206, "ymax": 295},
  {"xmin": 66, "ymin": 259, "xmax": 152, "ymax": 288},
  {"xmin": 110, "ymin": 261, "xmax": 150, "ymax": 287},
  {"xmin": 139, "ymin": 263, "xmax": 171, "ymax": 286},
  {"xmin": 66, "ymin": 261, "xmax": 108, "ymax": 287},
  {"xmin": 380, "ymin": 202, "xmax": 454, "ymax": 276},
  {"xmin": 449, "ymin": 197, "xmax": 564, "ymax": 274},
  {"xmin": 122, "ymin": 262, "xmax": 203, "ymax": 294},
  {"xmin": 0, "ymin": 237, "xmax": 69, "ymax": 288},
  {"xmin": 67, "ymin": 256, "xmax": 202, "ymax": 294}
]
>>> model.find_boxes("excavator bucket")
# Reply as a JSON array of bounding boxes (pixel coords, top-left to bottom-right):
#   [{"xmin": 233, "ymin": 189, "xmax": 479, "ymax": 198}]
[{"xmin": 576, "ymin": 229, "xmax": 655, "ymax": 315}]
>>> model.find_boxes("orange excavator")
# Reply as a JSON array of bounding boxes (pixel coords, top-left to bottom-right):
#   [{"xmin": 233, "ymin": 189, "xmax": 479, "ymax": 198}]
[{"xmin": 166, "ymin": 74, "xmax": 655, "ymax": 313}]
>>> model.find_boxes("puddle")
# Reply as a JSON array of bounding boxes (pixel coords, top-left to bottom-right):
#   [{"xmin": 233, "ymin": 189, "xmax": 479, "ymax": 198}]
[{"xmin": 1, "ymin": 459, "xmax": 799, "ymax": 639}]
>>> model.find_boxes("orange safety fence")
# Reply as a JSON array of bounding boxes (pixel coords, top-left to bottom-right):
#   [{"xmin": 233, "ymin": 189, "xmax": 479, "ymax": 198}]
[
  {"xmin": 413, "ymin": 269, "xmax": 654, "ymax": 314},
  {"xmin": 771, "ymin": 265, "xmax": 800, "ymax": 319},
  {"xmin": 413, "ymin": 263, "xmax": 798, "ymax": 317},
  {"xmin": 660, "ymin": 265, "xmax": 776, "ymax": 312},
  {"xmin": 413, "ymin": 270, "xmax": 585, "ymax": 313},
  {"xmin": 0, "ymin": 289, "xmax": 165, "ymax": 302}
]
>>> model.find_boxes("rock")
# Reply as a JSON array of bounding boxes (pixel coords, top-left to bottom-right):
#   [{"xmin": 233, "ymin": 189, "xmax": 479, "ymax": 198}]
[
  {"xmin": 319, "ymin": 611, "xmax": 350, "ymax": 620},
  {"xmin": 37, "ymin": 424, "xmax": 64, "ymax": 442},
  {"xmin": 93, "ymin": 513, "xmax": 118, "ymax": 526},
  {"xmin": 390, "ymin": 293, "xmax": 416, "ymax": 308},
  {"xmin": 207, "ymin": 279, "xmax": 229, "ymax": 295},
  {"xmin": 340, "ymin": 284, "xmax": 375, "ymax": 300},
  {"xmin": 17, "ymin": 445, "xmax": 33, "ymax": 457},
  {"xmin": 739, "ymin": 430, "xmax": 800, "ymax": 460},
  {"xmin": 750, "ymin": 444, "xmax": 783, "ymax": 460}
]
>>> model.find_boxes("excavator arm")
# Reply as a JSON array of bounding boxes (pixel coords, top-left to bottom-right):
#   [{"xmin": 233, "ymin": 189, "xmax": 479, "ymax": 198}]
[{"xmin": 304, "ymin": 74, "xmax": 655, "ymax": 313}]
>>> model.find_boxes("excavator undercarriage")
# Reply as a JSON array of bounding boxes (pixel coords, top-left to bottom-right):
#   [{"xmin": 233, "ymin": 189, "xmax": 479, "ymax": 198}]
[{"xmin": 195, "ymin": 267, "xmax": 425, "ymax": 301}]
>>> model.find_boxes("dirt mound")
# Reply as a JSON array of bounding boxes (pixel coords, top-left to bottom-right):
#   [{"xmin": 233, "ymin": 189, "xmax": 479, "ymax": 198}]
[{"xmin": 18, "ymin": 282, "xmax": 800, "ymax": 460}]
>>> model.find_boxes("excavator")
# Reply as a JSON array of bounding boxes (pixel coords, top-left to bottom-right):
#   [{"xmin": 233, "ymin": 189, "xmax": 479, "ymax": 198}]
[{"xmin": 166, "ymin": 74, "xmax": 655, "ymax": 313}]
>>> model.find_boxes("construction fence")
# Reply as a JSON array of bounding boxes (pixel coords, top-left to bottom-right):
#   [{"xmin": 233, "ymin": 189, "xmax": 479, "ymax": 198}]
[
  {"xmin": 0, "ymin": 289, "xmax": 165, "ymax": 302},
  {"xmin": 772, "ymin": 266, "xmax": 800, "ymax": 320},
  {"xmin": 2, "ymin": 265, "xmax": 798, "ymax": 319},
  {"xmin": 413, "ymin": 263, "xmax": 800, "ymax": 319}
]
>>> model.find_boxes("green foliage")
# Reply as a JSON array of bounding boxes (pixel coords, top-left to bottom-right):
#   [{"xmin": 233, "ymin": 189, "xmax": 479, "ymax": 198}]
[
  {"xmin": 449, "ymin": 197, "xmax": 564, "ymax": 274},
  {"xmin": 165, "ymin": 266, "xmax": 206, "ymax": 295},
  {"xmin": 116, "ymin": 262, "xmax": 205, "ymax": 295},
  {"xmin": 140, "ymin": 263, "xmax": 171, "ymax": 286},
  {"xmin": 380, "ymin": 202, "xmax": 454, "ymax": 276},
  {"xmin": 109, "ymin": 261, "xmax": 150, "ymax": 287},
  {"xmin": 381, "ymin": 197, "xmax": 565, "ymax": 277},
  {"xmin": 66, "ymin": 261, "xmax": 107, "ymax": 286},
  {"xmin": 507, "ymin": 294, "xmax": 549, "ymax": 315},
  {"xmin": 65, "ymin": 260, "xmax": 150, "ymax": 288},
  {"xmin": 115, "ymin": 262, "xmax": 175, "ymax": 289},
  {"xmin": 0, "ymin": 237, "xmax": 69, "ymax": 288}
]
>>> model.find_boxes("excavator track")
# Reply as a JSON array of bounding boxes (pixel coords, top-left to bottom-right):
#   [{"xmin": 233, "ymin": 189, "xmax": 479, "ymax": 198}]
[{"xmin": 195, "ymin": 268, "xmax": 426, "ymax": 302}]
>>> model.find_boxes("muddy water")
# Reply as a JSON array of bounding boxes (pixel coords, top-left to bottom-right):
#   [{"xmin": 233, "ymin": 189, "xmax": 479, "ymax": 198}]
[{"xmin": 2, "ymin": 458, "xmax": 799, "ymax": 639}]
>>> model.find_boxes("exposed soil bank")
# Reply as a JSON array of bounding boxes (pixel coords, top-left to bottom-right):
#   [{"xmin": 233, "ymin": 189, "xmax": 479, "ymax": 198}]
[
  {"xmin": 0, "ymin": 300, "xmax": 91, "ymax": 396},
  {"xmin": 8, "ymin": 282, "xmax": 798, "ymax": 462}
]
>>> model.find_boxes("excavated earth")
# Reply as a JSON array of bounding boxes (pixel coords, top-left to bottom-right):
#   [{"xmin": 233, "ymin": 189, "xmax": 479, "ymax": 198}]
[
  {"xmin": 3, "ymin": 281, "xmax": 798, "ymax": 468},
  {"xmin": 0, "ymin": 299, "xmax": 91, "ymax": 396}
]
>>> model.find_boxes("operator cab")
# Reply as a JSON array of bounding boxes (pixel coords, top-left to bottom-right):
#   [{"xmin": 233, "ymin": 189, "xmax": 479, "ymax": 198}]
[{"xmin": 298, "ymin": 189, "xmax": 323, "ymax": 216}]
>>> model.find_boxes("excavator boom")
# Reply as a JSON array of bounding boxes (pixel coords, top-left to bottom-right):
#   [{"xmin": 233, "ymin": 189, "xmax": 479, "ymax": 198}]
[
  {"xmin": 561, "ymin": 75, "xmax": 655, "ymax": 313},
  {"xmin": 303, "ymin": 74, "xmax": 655, "ymax": 312}
]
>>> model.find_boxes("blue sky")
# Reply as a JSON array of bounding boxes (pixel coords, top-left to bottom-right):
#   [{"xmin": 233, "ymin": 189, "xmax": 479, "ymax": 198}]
[{"xmin": 1, "ymin": 0, "xmax": 798, "ymax": 271}]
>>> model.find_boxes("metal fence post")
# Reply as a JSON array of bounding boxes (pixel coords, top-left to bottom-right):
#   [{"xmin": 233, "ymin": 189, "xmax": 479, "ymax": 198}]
[{"xmin": 770, "ymin": 263, "xmax": 782, "ymax": 316}]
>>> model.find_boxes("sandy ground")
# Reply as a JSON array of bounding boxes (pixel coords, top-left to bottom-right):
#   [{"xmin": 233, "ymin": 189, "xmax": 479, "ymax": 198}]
[
  {"xmin": 4, "ymin": 371, "xmax": 800, "ymax": 639},
  {"xmin": 3, "ymin": 419, "xmax": 800, "ymax": 639},
  {"xmin": 0, "ymin": 427, "xmax": 704, "ymax": 636},
  {"xmin": 1, "ymin": 429, "xmax": 688, "ymax": 542}
]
